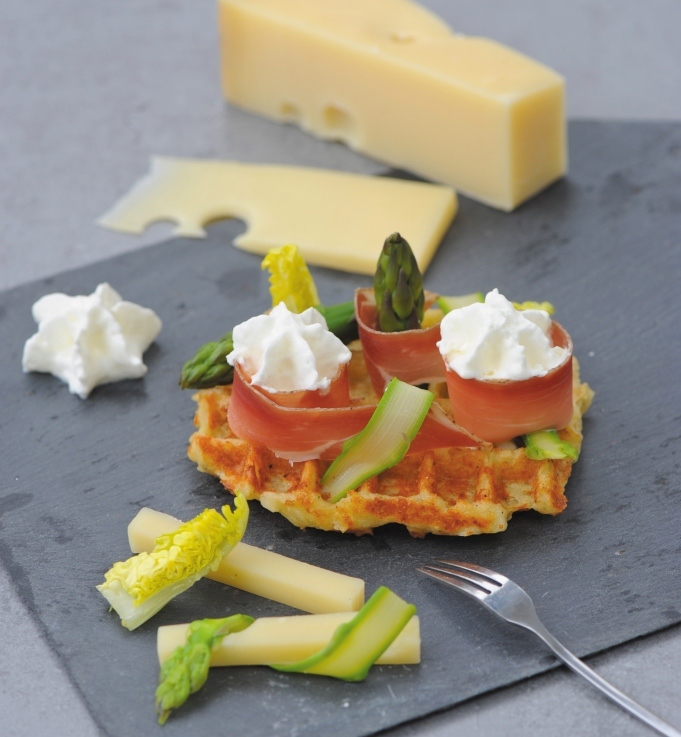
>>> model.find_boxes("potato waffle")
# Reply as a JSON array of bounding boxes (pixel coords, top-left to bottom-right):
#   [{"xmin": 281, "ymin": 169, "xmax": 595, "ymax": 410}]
[{"xmin": 188, "ymin": 343, "xmax": 594, "ymax": 537}]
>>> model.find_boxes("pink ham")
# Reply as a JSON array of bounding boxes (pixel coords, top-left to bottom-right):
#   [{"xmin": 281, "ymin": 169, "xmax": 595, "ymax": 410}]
[
  {"xmin": 444, "ymin": 321, "xmax": 574, "ymax": 443},
  {"xmin": 355, "ymin": 288, "xmax": 446, "ymax": 395},
  {"xmin": 228, "ymin": 364, "xmax": 485, "ymax": 462}
]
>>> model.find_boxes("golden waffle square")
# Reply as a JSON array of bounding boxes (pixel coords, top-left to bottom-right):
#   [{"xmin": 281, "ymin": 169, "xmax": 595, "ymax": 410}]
[{"xmin": 188, "ymin": 343, "xmax": 594, "ymax": 537}]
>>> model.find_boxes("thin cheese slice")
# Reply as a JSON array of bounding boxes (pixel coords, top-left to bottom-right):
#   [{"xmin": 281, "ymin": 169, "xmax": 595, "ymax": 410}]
[
  {"xmin": 128, "ymin": 507, "xmax": 364, "ymax": 613},
  {"xmin": 157, "ymin": 613, "xmax": 420, "ymax": 666},
  {"xmin": 219, "ymin": 0, "xmax": 566, "ymax": 211},
  {"xmin": 98, "ymin": 158, "xmax": 457, "ymax": 275}
]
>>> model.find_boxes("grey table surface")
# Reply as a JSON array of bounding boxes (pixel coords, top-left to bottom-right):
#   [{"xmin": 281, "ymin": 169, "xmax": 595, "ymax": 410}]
[{"xmin": 1, "ymin": 1, "xmax": 680, "ymax": 736}]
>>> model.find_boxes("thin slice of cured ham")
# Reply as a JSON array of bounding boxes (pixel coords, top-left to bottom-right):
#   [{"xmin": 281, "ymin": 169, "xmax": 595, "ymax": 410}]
[
  {"xmin": 444, "ymin": 321, "xmax": 574, "ymax": 444},
  {"xmin": 228, "ymin": 365, "xmax": 485, "ymax": 462},
  {"xmin": 355, "ymin": 288, "xmax": 446, "ymax": 395}
]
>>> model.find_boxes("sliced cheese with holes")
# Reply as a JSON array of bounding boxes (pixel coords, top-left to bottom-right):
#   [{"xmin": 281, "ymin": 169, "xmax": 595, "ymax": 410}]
[
  {"xmin": 158, "ymin": 613, "xmax": 420, "ymax": 666},
  {"xmin": 128, "ymin": 507, "xmax": 364, "ymax": 613},
  {"xmin": 219, "ymin": 0, "xmax": 566, "ymax": 211},
  {"xmin": 98, "ymin": 158, "xmax": 457, "ymax": 275}
]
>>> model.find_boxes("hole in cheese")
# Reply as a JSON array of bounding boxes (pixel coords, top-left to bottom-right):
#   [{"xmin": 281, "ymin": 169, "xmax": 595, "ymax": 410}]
[
  {"xmin": 322, "ymin": 104, "xmax": 354, "ymax": 140},
  {"xmin": 390, "ymin": 31, "xmax": 415, "ymax": 43},
  {"xmin": 280, "ymin": 101, "xmax": 301, "ymax": 121}
]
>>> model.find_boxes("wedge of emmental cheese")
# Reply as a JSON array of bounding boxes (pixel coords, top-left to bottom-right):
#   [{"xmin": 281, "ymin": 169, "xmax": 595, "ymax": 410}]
[{"xmin": 219, "ymin": 0, "xmax": 566, "ymax": 210}]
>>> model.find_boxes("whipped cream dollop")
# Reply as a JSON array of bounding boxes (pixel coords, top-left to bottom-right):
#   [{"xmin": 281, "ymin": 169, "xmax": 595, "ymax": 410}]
[
  {"xmin": 437, "ymin": 289, "xmax": 568, "ymax": 381},
  {"xmin": 22, "ymin": 282, "xmax": 162, "ymax": 398},
  {"xmin": 227, "ymin": 302, "xmax": 351, "ymax": 393}
]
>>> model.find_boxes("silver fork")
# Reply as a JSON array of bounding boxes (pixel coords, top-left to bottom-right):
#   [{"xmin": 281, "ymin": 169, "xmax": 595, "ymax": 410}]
[{"xmin": 418, "ymin": 559, "xmax": 681, "ymax": 737}]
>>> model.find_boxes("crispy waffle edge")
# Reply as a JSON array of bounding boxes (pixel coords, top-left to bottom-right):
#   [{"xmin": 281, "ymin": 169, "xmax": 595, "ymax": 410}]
[{"xmin": 187, "ymin": 347, "xmax": 594, "ymax": 537}]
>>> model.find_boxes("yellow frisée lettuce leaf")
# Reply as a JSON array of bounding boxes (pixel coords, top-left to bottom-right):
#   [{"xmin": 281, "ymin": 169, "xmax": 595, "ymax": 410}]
[
  {"xmin": 155, "ymin": 614, "xmax": 254, "ymax": 725},
  {"xmin": 261, "ymin": 243, "xmax": 320, "ymax": 313},
  {"xmin": 97, "ymin": 493, "xmax": 249, "ymax": 630},
  {"xmin": 513, "ymin": 300, "xmax": 555, "ymax": 314},
  {"xmin": 436, "ymin": 292, "xmax": 484, "ymax": 315}
]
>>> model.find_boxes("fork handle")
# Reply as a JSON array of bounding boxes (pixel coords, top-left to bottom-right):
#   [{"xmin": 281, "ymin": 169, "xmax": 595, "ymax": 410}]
[{"xmin": 530, "ymin": 622, "xmax": 681, "ymax": 737}]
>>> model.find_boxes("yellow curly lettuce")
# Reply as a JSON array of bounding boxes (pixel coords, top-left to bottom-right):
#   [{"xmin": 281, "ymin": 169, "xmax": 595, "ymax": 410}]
[
  {"xmin": 261, "ymin": 243, "xmax": 320, "ymax": 313},
  {"xmin": 513, "ymin": 300, "xmax": 555, "ymax": 314},
  {"xmin": 97, "ymin": 494, "xmax": 249, "ymax": 630}
]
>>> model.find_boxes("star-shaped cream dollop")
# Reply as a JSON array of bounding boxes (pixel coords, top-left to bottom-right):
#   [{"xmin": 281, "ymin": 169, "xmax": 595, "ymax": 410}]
[{"xmin": 22, "ymin": 282, "xmax": 162, "ymax": 398}]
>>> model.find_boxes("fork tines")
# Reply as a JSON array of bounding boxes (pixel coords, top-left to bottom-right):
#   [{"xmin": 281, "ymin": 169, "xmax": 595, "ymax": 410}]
[{"xmin": 417, "ymin": 559, "xmax": 507, "ymax": 600}]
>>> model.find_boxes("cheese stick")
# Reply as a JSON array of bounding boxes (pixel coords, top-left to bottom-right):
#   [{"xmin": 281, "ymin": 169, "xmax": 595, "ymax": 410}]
[
  {"xmin": 128, "ymin": 508, "xmax": 364, "ymax": 613},
  {"xmin": 158, "ymin": 613, "xmax": 420, "ymax": 667}
]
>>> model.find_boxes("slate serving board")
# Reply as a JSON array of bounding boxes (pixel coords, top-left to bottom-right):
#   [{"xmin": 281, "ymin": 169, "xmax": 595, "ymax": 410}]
[{"xmin": 1, "ymin": 121, "xmax": 680, "ymax": 737}]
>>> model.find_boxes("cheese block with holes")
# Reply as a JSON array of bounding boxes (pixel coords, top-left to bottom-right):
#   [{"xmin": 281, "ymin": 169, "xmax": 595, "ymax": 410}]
[{"xmin": 219, "ymin": 0, "xmax": 567, "ymax": 211}]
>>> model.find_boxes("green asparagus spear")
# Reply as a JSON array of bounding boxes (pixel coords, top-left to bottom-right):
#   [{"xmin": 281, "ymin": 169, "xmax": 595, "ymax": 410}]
[
  {"xmin": 155, "ymin": 614, "xmax": 254, "ymax": 725},
  {"xmin": 373, "ymin": 232, "xmax": 424, "ymax": 332},
  {"xmin": 179, "ymin": 333, "xmax": 234, "ymax": 390},
  {"xmin": 179, "ymin": 301, "xmax": 357, "ymax": 390},
  {"xmin": 315, "ymin": 300, "xmax": 358, "ymax": 344},
  {"xmin": 524, "ymin": 430, "xmax": 578, "ymax": 460}
]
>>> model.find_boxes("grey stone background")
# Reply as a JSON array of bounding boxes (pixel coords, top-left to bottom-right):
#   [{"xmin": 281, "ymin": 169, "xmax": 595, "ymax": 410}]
[{"xmin": 1, "ymin": 1, "xmax": 680, "ymax": 735}]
